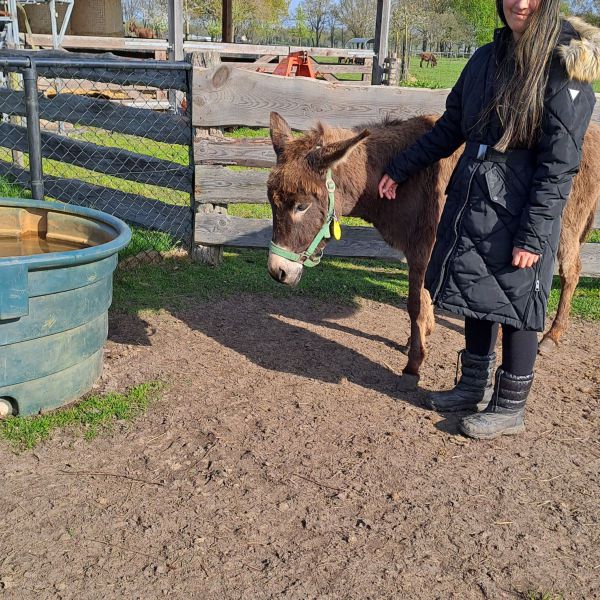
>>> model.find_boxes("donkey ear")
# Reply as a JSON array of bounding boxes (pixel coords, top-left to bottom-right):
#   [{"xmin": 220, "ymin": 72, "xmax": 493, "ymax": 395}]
[
  {"xmin": 307, "ymin": 129, "xmax": 370, "ymax": 172},
  {"xmin": 270, "ymin": 112, "xmax": 293, "ymax": 160}
]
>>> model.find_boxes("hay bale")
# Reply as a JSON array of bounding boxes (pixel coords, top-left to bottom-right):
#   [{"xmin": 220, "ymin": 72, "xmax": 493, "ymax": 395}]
[{"xmin": 70, "ymin": 0, "xmax": 124, "ymax": 37}]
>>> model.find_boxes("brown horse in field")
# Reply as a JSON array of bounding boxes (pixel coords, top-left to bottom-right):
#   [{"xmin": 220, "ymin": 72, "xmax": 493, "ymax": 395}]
[
  {"xmin": 419, "ymin": 52, "xmax": 438, "ymax": 68},
  {"xmin": 266, "ymin": 111, "xmax": 600, "ymax": 388}
]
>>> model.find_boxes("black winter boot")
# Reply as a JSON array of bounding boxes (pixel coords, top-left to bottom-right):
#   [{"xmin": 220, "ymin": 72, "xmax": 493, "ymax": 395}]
[
  {"xmin": 426, "ymin": 350, "xmax": 496, "ymax": 412},
  {"xmin": 459, "ymin": 368, "xmax": 534, "ymax": 440}
]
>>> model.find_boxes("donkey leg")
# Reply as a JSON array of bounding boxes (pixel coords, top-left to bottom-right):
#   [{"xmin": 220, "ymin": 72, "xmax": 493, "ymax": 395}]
[
  {"xmin": 398, "ymin": 262, "xmax": 429, "ymax": 391},
  {"xmin": 539, "ymin": 235, "xmax": 582, "ymax": 355},
  {"xmin": 423, "ymin": 287, "xmax": 435, "ymax": 337}
]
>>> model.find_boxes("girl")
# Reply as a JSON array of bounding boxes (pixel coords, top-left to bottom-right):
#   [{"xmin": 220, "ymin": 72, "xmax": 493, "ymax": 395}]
[{"xmin": 378, "ymin": 0, "xmax": 597, "ymax": 439}]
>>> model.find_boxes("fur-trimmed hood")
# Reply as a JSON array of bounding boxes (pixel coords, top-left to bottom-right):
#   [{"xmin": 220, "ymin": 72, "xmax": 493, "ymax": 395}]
[{"xmin": 559, "ymin": 17, "xmax": 600, "ymax": 83}]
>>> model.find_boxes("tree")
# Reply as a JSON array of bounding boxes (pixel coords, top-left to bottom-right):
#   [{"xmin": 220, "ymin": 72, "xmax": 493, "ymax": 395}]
[
  {"xmin": 188, "ymin": 0, "xmax": 289, "ymax": 41},
  {"xmin": 290, "ymin": 6, "xmax": 312, "ymax": 45},
  {"xmin": 451, "ymin": 0, "xmax": 496, "ymax": 45},
  {"xmin": 122, "ymin": 0, "xmax": 168, "ymax": 33},
  {"xmin": 300, "ymin": 0, "xmax": 332, "ymax": 46},
  {"xmin": 336, "ymin": 0, "xmax": 376, "ymax": 38}
]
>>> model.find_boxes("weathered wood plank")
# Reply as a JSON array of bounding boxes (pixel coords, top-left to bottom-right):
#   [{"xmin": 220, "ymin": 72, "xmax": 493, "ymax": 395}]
[
  {"xmin": 195, "ymin": 214, "xmax": 403, "ymax": 260},
  {"xmin": 22, "ymin": 33, "xmax": 169, "ymax": 52},
  {"xmin": 289, "ymin": 45, "xmax": 374, "ymax": 59},
  {"xmin": 195, "ymin": 214, "xmax": 600, "ymax": 275},
  {"xmin": 195, "ymin": 165, "xmax": 269, "ymax": 203},
  {"xmin": 0, "ymin": 122, "xmax": 192, "ymax": 191},
  {"xmin": 0, "ymin": 88, "xmax": 191, "ymax": 145},
  {"xmin": 187, "ymin": 42, "xmax": 372, "ymax": 58},
  {"xmin": 195, "ymin": 137, "xmax": 276, "ymax": 168},
  {"xmin": 192, "ymin": 66, "xmax": 600, "ymax": 130},
  {"xmin": 192, "ymin": 66, "xmax": 449, "ymax": 129},
  {"xmin": 0, "ymin": 49, "xmax": 189, "ymax": 90},
  {"xmin": 594, "ymin": 204, "xmax": 600, "ymax": 229},
  {"xmin": 0, "ymin": 160, "xmax": 191, "ymax": 240},
  {"xmin": 21, "ymin": 35, "xmax": 375, "ymax": 59},
  {"xmin": 226, "ymin": 62, "xmax": 372, "ymax": 75}
]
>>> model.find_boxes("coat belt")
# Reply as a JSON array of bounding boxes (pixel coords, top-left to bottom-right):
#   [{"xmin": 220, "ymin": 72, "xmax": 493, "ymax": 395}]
[{"xmin": 464, "ymin": 142, "xmax": 536, "ymax": 164}]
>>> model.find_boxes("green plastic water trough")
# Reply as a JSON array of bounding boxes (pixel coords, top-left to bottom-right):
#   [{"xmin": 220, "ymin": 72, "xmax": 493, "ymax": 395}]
[{"xmin": 0, "ymin": 198, "xmax": 131, "ymax": 417}]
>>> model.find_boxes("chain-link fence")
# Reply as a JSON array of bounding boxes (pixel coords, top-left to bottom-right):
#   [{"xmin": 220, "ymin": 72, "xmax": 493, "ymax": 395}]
[{"xmin": 0, "ymin": 52, "xmax": 194, "ymax": 266}]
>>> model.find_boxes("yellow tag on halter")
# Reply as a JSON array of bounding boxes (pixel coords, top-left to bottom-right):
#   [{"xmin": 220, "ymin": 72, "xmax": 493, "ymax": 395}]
[{"xmin": 331, "ymin": 219, "xmax": 342, "ymax": 241}]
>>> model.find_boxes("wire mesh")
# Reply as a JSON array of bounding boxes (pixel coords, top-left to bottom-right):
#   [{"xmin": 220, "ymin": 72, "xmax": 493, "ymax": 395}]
[{"xmin": 0, "ymin": 58, "xmax": 194, "ymax": 267}]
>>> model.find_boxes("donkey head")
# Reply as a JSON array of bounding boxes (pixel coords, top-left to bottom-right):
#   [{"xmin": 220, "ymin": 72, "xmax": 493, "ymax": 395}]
[{"xmin": 267, "ymin": 112, "xmax": 369, "ymax": 286}]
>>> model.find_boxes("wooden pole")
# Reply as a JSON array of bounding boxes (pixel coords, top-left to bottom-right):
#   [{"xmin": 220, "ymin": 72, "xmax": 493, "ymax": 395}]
[
  {"xmin": 168, "ymin": 0, "xmax": 184, "ymax": 61},
  {"xmin": 191, "ymin": 52, "xmax": 227, "ymax": 266},
  {"xmin": 371, "ymin": 0, "xmax": 391, "ymax": 85},
  {"xmin": 222, "ymin": 0, "xmax": 233, "ymax": 43}
]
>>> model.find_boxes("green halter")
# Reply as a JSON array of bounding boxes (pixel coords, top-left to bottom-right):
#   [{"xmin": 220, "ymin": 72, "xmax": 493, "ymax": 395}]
[{"xmin": 269, "ymin": 168, "xmax": 337, "ymax": 267}]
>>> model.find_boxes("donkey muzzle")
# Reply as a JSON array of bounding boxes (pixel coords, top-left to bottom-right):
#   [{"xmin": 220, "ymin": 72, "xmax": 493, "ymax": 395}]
[{"xmin": 268, "ymin": 251, "xmax": 303, "ymax": 286}]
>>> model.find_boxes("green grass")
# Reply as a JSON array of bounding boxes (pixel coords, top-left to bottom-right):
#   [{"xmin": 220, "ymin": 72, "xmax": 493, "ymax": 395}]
[
  {"xmin": 0, "ymin": 176, "xmax": 31, "ymax": 198},
  {"xmin": 112, "ymin": 248, "xmax": 600, "ymax": 321},
  {"xmin": 225, "ymin": 126, "xmax": 270, "ymax": 139},
  {"xmin": 70, "ymin": 129, "xmax": 189, "ymax": 165},
  {"xmin": 0, "ymin": 382, "xmax": 162, "ymax": 450},
  {"xmin": 113, "ymin": 248, "xmax": 410, "ymax": 312},
  {"xmin": 335, "ymin": 72, "xmax": 364, "ymax": 81},
  {"xmin": 0, "ymin": 148, "xmax": 189, "ymax": 207},
  {"xmin": 587, "ymin": 229, "xmax": 600, "ymax": 243},
  {"xmin": 525, "ymin": 591, "xmax": 564, "ymax": 600},
  {"xmin": 120, "ymin": 226, "xmax": 179, "ymax": 259},
  {"xmin": 399, "ymin": 55, "xmax": 600, "ymax": 92},
  {"xmin": 404, "ymin": 56, "xmax": 468, "ymax": 89}
]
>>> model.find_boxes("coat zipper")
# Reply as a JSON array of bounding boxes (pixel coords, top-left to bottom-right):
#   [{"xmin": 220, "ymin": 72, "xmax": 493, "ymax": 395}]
[
  {"xmin": 523, "ymin": 259, "xmax": 542, "ymax": 325},
  {"xmin": 432, "ymin": 166, "xmax": 478, "ymax": 304}
]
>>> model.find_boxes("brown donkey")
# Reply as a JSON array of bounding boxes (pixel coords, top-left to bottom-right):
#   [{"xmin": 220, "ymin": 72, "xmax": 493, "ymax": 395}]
[{"xmin": 267, "ymin": 112, "xmax": 600, "ymax": 387}]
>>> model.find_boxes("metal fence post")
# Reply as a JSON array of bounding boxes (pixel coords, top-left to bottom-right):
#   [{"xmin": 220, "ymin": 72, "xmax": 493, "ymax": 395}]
[{"xmin": 22, "ymin": 60, "xmax": 44, "ymax": 200}]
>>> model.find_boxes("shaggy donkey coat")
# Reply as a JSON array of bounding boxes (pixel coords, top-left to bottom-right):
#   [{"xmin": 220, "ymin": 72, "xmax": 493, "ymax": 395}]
[{"xmin": 385, "ymin": 19, "xmax": 598, "ymax": 331}]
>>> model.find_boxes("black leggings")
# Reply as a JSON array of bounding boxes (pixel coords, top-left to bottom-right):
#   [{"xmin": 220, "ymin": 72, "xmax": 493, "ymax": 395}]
[{"xmin": 465, "ymin": 317, "xmax": 538, "ymax": 376}]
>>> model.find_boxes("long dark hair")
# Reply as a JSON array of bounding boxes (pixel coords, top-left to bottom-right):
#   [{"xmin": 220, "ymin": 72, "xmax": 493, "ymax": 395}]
[{"xmin": 493, "ymin": 0, "xmax": 562, "ymax": 151}]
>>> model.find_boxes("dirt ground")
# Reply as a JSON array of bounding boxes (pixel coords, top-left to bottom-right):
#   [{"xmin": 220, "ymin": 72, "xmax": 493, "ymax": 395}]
[{"xmin": 0, "ymin": 294, "xmax": 598, "ymax": 600}]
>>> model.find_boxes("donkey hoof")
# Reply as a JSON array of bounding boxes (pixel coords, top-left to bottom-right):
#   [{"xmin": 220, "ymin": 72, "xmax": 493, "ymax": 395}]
[
  {"xmin": 538, "ymin": 337, "xmax": 558, "ymax": 356},
  {"xmin": 397, "ymin": 373, "xmax": 419, "ymax": 391}
]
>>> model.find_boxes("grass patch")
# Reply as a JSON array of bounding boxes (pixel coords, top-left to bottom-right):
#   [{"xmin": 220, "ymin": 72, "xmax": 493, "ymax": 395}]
[
  {"xmin": 399, "ymin": 55, "xmax": 600, "ymax": 91},
  {"xmin": 113, "ymin": 248, "xmax": 600, "ymax": 321},
  {"xmin": 0, "ymin": 148, "xmax": 189, "ymax": 207},
  {"xmin": 335, "ymin": 72, "xmax": 364, "ymax": 81},
  {"xmin": 525, "ymin": 591, "xmax": 564, "ymax": 600},
  {"xmin": 113, "ymin": 248, "xmax": 410, "ymax": 312},
  {"xmin": 0, "ymin": 382, "xmax": 162, "ymax": 450},
  {"xmin": 404, "ymin": 56, "xmax": 467, "ymax": 89},
  {"xmin": 120, "ymin": 226, "xmax": 179, "ymax": 259},
  {"xmin": 225, "ymin": 126, "xmax": 270, "ymax": 139},
  {"xmin": 70, "ymin": 129, "xmax": 189, "ymax": 165},
  {"xmin": 0, "ymin": 177, "xmax": 31, "ymax": 198},
  {"xmin": 587, "ymin": 229, "xmax": 600, "ymax": 243}
]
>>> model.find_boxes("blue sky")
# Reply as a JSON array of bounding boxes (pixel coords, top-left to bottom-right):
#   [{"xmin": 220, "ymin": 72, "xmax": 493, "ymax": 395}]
[{"xmin": 288, "ymin": 0, "xmax": 302, "ymax": 18}]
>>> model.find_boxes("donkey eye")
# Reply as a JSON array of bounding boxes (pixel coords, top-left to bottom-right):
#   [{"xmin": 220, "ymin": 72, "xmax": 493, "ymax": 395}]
[{"xmin": 295, "ymin": 203, "xmax": 310, "ymax": 213}]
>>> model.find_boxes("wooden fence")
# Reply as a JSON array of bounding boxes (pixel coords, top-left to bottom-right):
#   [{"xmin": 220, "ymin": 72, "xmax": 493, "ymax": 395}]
[
  {"xmin": 0, "ymin": 52, "xmax": 194, "ymax": 242},
  {"xmin": 192, "ymin": 61, "xmax": 600, "ymax": 276}
]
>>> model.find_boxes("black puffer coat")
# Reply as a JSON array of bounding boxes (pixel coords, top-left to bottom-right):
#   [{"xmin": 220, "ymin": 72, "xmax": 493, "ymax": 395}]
[{"xmin": 385, "ymin": 19, "xmax": 597, "ymax": 331}]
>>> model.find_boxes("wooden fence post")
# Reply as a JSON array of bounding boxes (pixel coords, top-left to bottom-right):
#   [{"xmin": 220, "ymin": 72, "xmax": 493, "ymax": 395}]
[
  {"xmin": 191, "ymin": 51, "xmax": 227, "ymax": 266},
  {"xmin": 387, "ymin": 53, "xmax": 399, "ymax": 87}
]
